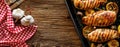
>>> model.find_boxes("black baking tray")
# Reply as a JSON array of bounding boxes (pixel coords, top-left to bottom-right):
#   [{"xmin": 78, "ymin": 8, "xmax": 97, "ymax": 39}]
[
  {"xmin": 65, "ymin": 0, "xmax": 89, "ymax": 47},
  {"xmin": 65, "ymin": 0, "xmax": 120, "ymax": 47}
]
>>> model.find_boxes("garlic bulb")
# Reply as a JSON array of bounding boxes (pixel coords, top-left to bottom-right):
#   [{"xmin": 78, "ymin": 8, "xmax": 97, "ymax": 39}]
[
  {"xmin": 12, "ymin": 8, "xmax": 24, "ymax": 22},
  {"xmin": 21, "ymin": 15, "xmax": 34, "ymax": 26}
]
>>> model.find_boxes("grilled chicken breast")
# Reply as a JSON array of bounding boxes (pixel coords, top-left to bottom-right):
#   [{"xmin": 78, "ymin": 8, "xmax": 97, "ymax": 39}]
[
  {"xmin": 82, "ymin": 11, "xmax": 116, "ymax": 27},
  {"xmin": 74, "ymin": 0, "xmax": 107, "ymax": 10},
  {"xmin": 88, "ymin": 29, "xmax": 118, "ymax": 43}
]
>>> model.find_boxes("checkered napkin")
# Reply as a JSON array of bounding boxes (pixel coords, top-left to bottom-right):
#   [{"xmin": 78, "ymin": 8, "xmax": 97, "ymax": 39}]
[{"xmin": 0, "ymin": 0, "xmax": 38, "ymax": 47}]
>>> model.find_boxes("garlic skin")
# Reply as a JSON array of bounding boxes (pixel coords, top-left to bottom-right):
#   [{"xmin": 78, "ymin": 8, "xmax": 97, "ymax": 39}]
[
  {"xmin": 21, "ymin": 15, "xmax": 34, "ymax": 26},
  {"xmin": 12, "ymin": 8, "xmax": 24, "ymax": 21}
]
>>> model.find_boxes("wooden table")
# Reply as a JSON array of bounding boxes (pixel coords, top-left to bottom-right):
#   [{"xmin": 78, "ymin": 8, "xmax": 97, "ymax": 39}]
[{"xmin": 19, "ymin": 0, "xmax": 82, "ymax": 47}]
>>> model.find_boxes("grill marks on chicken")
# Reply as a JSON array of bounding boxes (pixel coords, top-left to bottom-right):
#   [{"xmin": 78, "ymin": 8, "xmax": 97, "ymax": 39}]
[
  {"xmin": 88, "ymin": 29, "xmax": 118, "ymax": 43},
  {"xmin": 73, "ymin": 0, "xmax": 119, "ymax": 43},
  {"xmin": 74, "ymin": 0, "xmax": 107, "ymax": 10},
  {"xmin": 82, "ymin": 11, "xmax": 116, "ymax": 26}
]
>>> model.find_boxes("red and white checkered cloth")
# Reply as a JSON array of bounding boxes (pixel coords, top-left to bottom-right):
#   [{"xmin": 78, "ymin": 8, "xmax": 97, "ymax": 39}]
[{"xmin": 0, "ymin": 0, "xmax": 38, "ymax": 47}]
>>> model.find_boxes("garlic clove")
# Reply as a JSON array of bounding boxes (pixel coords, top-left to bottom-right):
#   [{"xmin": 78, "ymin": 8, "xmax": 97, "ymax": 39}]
[
  {"xmin": 21, "ymin": 15, "xmax": 34, "ymax": 26},
  {"xmin": 12, "ymin": 8, "xmax": 24, "ymax": 19},
  {"xmin": 25, "ymin": 15, "xmax": 34, "ymax": 24},
  {"xmin": 12, "ymin": 8, "xmax": 24, "ymax": 22}
]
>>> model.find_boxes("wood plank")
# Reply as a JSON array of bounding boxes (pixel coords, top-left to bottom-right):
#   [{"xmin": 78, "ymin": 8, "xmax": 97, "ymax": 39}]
[{"xmin": 19, "ymin": 0, "xmax": 82, "ymax": 47}]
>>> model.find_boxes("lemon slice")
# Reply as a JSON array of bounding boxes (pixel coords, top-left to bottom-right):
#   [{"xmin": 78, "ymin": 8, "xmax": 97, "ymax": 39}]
[
  {"xmin": 85, "ymin": 9, "xmax": 95, "ymax": 16},
  {"xmin": 108, "ymin": 40, "xmax": 119, "ymax": 47},
  {"xmin": 82, "ymin": 26, "xmax": 95, "ymax": 38},
  {"xmin": 117, "ymin": 25, "xmax": 120, "ymax": 35},
  {"xmin": 106, "ymin": 2, "xmax": 118, "ymax": 13},
  {"xmin": 91, "ymin": 43, "xmax": 96, "ymax": 47}
]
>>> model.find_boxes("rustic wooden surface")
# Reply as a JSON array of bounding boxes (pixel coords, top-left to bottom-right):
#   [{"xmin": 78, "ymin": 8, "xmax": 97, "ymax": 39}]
[{"xmin": 19, "ymin": 0, "xmax": 82, "ymax": 47}]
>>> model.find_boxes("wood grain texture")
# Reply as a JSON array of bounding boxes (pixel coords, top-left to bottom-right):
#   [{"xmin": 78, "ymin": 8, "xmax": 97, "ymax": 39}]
[{"xmin": 19, "ymin": 0, "xmax": 82, "ymax": 47}]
